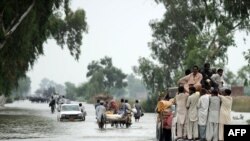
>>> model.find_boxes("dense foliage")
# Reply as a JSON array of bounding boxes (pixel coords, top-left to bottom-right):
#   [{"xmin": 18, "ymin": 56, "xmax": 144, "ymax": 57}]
[
  {"xmin": 136, "ymin": 0, "xmax": 250, "ymax": 96},
  {"xmin": 0, "ymin": 0, "xmax": 88, "ymax": 95}
]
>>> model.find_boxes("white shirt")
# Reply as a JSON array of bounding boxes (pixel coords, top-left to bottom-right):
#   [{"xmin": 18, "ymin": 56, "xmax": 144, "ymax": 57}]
[
  {"xmin": 211, "ymin": 74, "xmax": 224, "ymax": 88},
  {"xmin": 207, "ymin": 96, "xmax": 221, "ymax": 123},
  {"xmin": 96, "ymin": 105, "xmax": 106, "ymax": 122},
  {"xmin": 197, "ymin": 94, "xmax": 210, "ymax": 125},
  {"xmin": 186, "ymin": 92, "xmax": 200, "ymax": 121}
]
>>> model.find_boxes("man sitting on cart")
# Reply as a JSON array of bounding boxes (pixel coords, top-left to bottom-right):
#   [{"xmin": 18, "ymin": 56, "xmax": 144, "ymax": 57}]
[{"xmin": 108, "ymin": 99, "xmax": 119, "ymax": 114}]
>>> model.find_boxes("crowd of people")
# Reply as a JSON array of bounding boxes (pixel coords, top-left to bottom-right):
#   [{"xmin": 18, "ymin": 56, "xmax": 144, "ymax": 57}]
[
  {"xmin": 95, "ymin": 98, "xmax": 144, "ymax": 126},
  {"xmin": 158, "ymin": 63, "xmax": 233, "ymax": 141}
]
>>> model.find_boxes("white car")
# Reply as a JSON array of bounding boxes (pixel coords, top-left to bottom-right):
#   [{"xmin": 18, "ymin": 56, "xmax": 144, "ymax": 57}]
[{"xmin": 57, "ymin": 104, "xmax": 86, "ymax": 121}]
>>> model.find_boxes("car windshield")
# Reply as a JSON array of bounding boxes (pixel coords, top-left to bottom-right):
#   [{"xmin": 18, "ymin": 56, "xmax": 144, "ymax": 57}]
[{"xmin": 61, "ymin": 105, "xmax": 79, "ymax": 111}]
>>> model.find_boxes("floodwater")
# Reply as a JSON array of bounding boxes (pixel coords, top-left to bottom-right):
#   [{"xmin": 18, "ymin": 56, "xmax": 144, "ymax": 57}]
[
  {"xmin": 0, "ymin": 100, "xmax": 157, "ymax": 141},
  {"xmin": 1, "ymin": 100, "xmax": 249, "ymax": 141}
]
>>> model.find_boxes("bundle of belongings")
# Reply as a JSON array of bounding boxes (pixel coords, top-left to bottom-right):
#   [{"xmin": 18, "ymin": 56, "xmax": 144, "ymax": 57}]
[
  {"xmin": 156, "ymin": 98, "xmax": 174, "ymax": 113},
  {"xmin": 156, "ymin": 99, "xmax": 174, "ymax": 129},
  {"xmin": 105, "ymin": 111, "xmax": 122, "ymax": 120}
]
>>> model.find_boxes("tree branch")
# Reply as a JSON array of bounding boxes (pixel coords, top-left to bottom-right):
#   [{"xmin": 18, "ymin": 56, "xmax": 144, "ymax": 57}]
[
  {"xmin": 0, "ymin": 0, "xmax": 35, "ymax": 50},
  {"xmin": 5, "ymin": 0, "xmax": 35, "ymax": 37},
  {"xmin": 0, "ymin": 8, "xmax": 5, "ymax": 33},
  {"xmin": 232, "ymin": 20, "xmax": 244, "ymax": 30},
  {"xmin": 204, "ymin": 31, "xmax": 217, "ymax": 62},
  {"xmin": 203, "ymin": 0, "xmax": 208, "ymax": 9}
]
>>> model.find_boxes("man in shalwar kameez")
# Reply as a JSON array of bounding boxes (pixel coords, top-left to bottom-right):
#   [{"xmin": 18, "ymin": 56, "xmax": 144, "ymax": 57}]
[
  {"xmin": 178, "ymin": 65, "xmax": 203, "ymax": 93},
  {"xmin": 186, "ymin": 86, "xmax": 200, "ymax": 140},
  {"xmin": 206, "ymin": 89, "xmax": 221, "ymax": 141},
  {"xmin": 218, "ymin": 89, "xmax": 233, "ymax": 141},
  {"xmin": 175, "ymin": 86, "xmax": 188, "ymax": 139},
  {"xmin": 197, "ymin": 88, "xmax": 210, "ymax": 141},
  {"xmin": 96, "ymin": 101, "xmax": 106, "ymax": 123}
]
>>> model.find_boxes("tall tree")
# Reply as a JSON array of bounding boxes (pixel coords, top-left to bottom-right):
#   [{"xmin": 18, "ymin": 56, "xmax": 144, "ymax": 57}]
[
  {"xmin": 223, "ymin": 69, "xmax": 237, "ymax": 86},
  {"xmin": 137, "ymin": 0, "xmax": 250, "ymax": 92},
  {"xmin": 86, "ymin": 56, "xmax": 127, "ymax": 96},
  {"xmin": 126, "ymin": 74, "xmax": 147, "ymax": 99},
  {"xmin": 35, "ymin": 78, "xmax": 65, "ymax": 97},
  {"xmin": 134, "ymin": 57, "xmax": 167, "ymax": 95},
  {"xmin": 0, "ymin": 0, "xmax": 88, "ymax": 96},
  {"xmin": 64, "ymin": 82, "xmax": 77, "ymax": 100},
  {"xmin": 237, "ymin": 65, "xmax": 250, "ymax": 86}
]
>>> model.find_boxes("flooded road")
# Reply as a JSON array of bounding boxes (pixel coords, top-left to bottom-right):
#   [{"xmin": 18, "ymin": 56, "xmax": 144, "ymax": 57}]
[
  {"xmin": 1, "ymin": 100, "xmax": 249, "ymax": 141},
  {"xmin": 0, "ymin": 100, "xmax": 157, "ymax": 141}
]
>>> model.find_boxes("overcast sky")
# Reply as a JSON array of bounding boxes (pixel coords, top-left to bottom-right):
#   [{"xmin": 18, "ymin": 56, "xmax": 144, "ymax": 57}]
[{"xmin": 27, "ymin": 0, "xmax": 249, "ymax": 93}]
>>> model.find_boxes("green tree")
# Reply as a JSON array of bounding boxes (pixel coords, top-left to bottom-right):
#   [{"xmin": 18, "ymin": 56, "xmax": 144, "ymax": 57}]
[
  {"xmin": 138, "ymin": 0, "xmax": 250, "ymax": 90},
  {"xmin": 223, "ymin": 0, "xmax": 250, "ymax": 19},
  {"xmin": 126, "ymin": 74, "xmax": 147, "ymax": 99},
  {"xmin": 134, "ymin": 57, "xmax": 167, "ymax": 96},
  {"xmin": 216, "ymin": 0, "xmax": 250, "ymax": 65},
  {"xmin": 237, "ymin": 65, "xmax": 250, "ymax": 86},
  {"xmin": 0, "ymin": 0, "xmax": 88, "ymax": 96},
  {"xmin": 64, "ymin": 82, "xmax": 77, "ymax": 100},
  {"xmin": 86, "ymin": 56, "xmax": 127, "ymax": 97},
  {"xmin": 223, "ymin": 69, "xmax": 237, "ymax": 86},
  {"xmin": 35, "ymin": 78, "xmax": 65, "ymax": 98}
]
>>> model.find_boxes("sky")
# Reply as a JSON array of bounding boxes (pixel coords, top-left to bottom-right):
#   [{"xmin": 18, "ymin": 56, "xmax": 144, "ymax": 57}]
[{"xmin": 27, "ymin": 0, "xmax": 250, "ymax": 93}]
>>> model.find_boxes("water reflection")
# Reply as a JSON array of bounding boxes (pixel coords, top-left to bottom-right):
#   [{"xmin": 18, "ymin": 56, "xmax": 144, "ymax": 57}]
[
  {"xmin": 0, "ymin": 101, "xmax": 157, "ymax": 141},
  {"xmin": 0, "ymin": 108, "xmax": 55, "ymax": 140}
]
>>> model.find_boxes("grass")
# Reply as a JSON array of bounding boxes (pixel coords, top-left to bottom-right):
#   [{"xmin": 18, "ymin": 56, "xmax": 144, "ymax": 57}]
[{"xmin": 232, "ymin": 96, "xmax": 250, "ymax": 112}]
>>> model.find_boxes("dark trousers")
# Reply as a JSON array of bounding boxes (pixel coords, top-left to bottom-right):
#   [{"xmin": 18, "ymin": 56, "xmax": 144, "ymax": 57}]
[{"xmin": 160, "ymin": 128, "xmax": 171, "ymax": 141}]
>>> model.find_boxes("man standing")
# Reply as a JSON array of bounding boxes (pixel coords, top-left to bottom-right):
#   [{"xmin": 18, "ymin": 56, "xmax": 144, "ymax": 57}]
[
  {"xmin": 178, "ymin": 65, "xmax": 203, "ymax": 93},
  {"xmin": 118, "ymin": 98, "xmax": 126, "ymax": 116},
  {"xmin": 218, "ymin": 89, "xmax": 233, "ymax": 141},
  {"xmin": 186, "ymin": 86, "xmax": 200, "ymax": 140},
  {"xmin": 95, "ymin": 99, "xmax": 100, "ymax": 109},
  {"xmin": 206, "ymin": 89, "xmax": 221, "ymax": 141},
  {"xmin": 175, "ymin": 86, "xmax": 188, "ymax": 139},
  {"xmin": 125, "ymin": 99, "xmax": 132, "ymax": 114},
  {"xmin": 197, "ymin": 88, "xmax": 210, "ymax": 141},
  {"xmin": 49, "ymin": 96, "xmax": 56, "ymax": 114},
  {"xmin": 96, "ymin": 101, "xmax": 106, "ymax": 123}
]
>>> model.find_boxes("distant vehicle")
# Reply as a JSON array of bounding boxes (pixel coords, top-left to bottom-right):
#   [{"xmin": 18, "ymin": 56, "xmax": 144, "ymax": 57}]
[{"xmin": 57, "ymin": 104, "xmax": 86, "ymax": 121}]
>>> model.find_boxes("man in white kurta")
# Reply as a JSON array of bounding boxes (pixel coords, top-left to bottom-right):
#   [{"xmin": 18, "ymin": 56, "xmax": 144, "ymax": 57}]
[
  {"xmin": 206, "ymin": 90, "xmax": 221, "ymax": 141},
  {"xmin": 218, "ymin": 89, "xmax": 233, "ymax": 141},
  {"xmin": 210, "ymin": 68, "xmax": 224, "ymax": 91},
  {"xmin": 186, "ymin": 86, "xmax": 200, "ymax": 140},
  {"xmin": 96, "ymin": 101, "xmax": 106, "ymax": 122},
  {"xmin": 197, "ymin": 88, "xmax": 210, "ymax": 141},
  {"xmin": 178, "ymin": 66, "xmax": 203, "ymax": 93},
  {"xmin": 175, "ymin": 86, "xmax": 188, "ymax": 139}
]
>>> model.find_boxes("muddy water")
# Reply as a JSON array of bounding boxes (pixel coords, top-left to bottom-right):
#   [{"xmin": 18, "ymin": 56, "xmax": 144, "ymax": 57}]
[
  {"xmin": 1, "ymin": 100, "xmax": 249, "ymax": 141},
  {"xmin": 0, "ymin": 100, "xmax": 157, "ymax": 141}
]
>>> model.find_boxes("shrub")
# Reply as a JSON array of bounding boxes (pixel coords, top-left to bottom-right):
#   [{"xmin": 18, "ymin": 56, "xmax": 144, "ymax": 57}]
[{"xmin": 232, "ymin": 96, "xmax": 250, "ymax": 112}]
